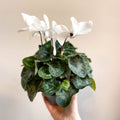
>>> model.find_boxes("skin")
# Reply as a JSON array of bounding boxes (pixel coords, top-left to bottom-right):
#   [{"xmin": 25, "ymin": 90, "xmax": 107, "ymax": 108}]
[{"xmin": 42, "ymin": 93, "xmax": 81, "ymax": 120}]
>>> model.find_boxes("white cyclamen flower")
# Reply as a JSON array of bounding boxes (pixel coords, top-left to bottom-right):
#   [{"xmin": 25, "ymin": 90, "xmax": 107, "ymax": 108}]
[
  {"xmin": 20, "ymin": 13, "xmax": 42, "ymax": 32},
  {"xmin": 70, "ymin": 17, "xmax": 93, "ymax": 37},
  {"xmin": 52, "ymin": 21, "xmax": 69, "ymax": 45},
  {"xmin": 43, "ymin": 20, "xmax": 65, "ymax": 55},
  {"xmin": 53, "ymin": 17, "xmax": 93, "ymax": 45},
  {"xmin": 20, "ymin": 13, "xmax": 50, "ymax": 33},
  {"xmin": 20, "ymin": 13, "xmax": 57, "ymax": 55},
  {"xmin": 50, "ymin": 20, "xmax": 70, "ymax": 55}
]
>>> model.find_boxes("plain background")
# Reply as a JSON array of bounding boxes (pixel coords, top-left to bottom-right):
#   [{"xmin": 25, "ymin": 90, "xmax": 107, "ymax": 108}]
[{"xmin": 0, "ymin": 0, "xmax": 120, "ymax": 120}]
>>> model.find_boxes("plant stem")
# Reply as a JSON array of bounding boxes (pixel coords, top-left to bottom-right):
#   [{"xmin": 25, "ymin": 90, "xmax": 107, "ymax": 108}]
[
  {"xmin": 60, "ymin": 38, "xmax": 67, "ymax": 54},
  {"xmin": 44, "ymin": 32, "xmax": 47, "ymax": 42},
  {"xmin": 51, "ymin": 38, "xmax": 53, "ymax": 54},
  {"xmin": 50, "ymin": 38, "xmax": 53, "ymax": 61},
  {"xmin": 39, "ymin": 31, "xmax": 43, "ymax": 45}
]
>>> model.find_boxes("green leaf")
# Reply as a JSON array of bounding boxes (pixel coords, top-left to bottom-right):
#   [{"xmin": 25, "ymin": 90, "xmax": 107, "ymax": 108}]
[
  {"xmin": 59, "ymin": 64, "xmax": 71, "ymax": 80},
  {"xmin": 22, "ymin": 56, "xmax": 36, "ymax": 69},
  {"xmin": 27, "ymin": 81, "xmax": 37, "ymax": 101},
  {"xmin": 73, "ymin": 75, "xmax": 92, "ymax": 89},
  {"xmin": 52, "ymin": 54, "xmax": 66, "ymax": 61},
  {"xmin": 56, "ymin": 85, "xmax": 78, "ymax": 107},
  {"xmin": 55, "ymin": 40, "xmax": 62, "ymax": 51},
  {"xmin": 79, "ymin": 53, "xmax": 93, "ymax": 78},
  {"xmin": 61, "ymin": 80, "xmax": 70, "ymax": 91},
  {"xmin": 90, "ymin": 78, "xmax": 96, "ymax": 91},
  {"xmin": 63, "ymin": 41, "xmax": 77, "ymax": 58},
  {"xmin": 21, "ymin": 67, "xmax": 35, "ymax": 90},
  {"xmin": 64, "ymin": 66, "xmax": 71, "ymax": 80},
  {"xmin": 68, "ymin": 55, "xmax": 87, "ymax": 78},
  {"xmin": 34, "ymin": 50, "xmax": 39, "ymax": 58},
  {"xmin": 48, "ymin": 59, "xmax": 65, "ymax": 77},
  {"xmin": 63, "ymin": 49, "xmax": 77, "ymax": 58},
  {"xmin": 37, "ymin": 41, "xmax": 52, "ymax": 62},
  {"xmin": 64, "ymin": 41, "xmax": 76, "ymax": 50},
  {"xmin": 38, "ymin": 66, "xmax": 52, "ymax": 79},
  {"xmin": 42, "ymin": 78, "xmax": 60, "ymax": 96},
  {"xmin": 27, "ymin": 79, "xmax": 43, "ymax": 101}
]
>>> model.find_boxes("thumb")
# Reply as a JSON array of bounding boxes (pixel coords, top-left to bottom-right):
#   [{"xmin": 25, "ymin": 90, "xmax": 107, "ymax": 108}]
[{"xmin": 69, "ymin": 94, "xmax": 78, "ymax": 110}]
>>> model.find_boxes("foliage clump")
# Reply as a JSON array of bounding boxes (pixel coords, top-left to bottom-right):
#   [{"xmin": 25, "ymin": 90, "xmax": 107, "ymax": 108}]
[{"xmin": 21, "ymin": 40, "xmax": 96, "ymax": 107}]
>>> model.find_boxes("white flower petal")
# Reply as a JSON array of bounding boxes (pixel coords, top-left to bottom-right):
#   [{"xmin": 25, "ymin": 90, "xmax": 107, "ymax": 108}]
[
  {"xmin": 43, "ymin": 14, "xmax": 50, "ymax": 29},
  {"xmin": 21, "ymin": 13, "xmax": 40, "ymax": 26},
  {"xmin": 40, "ymin": 20, "xmax": 47, "ymax": 30},
  {"xmin": 32, "ymin": 32, "xmax": 40, "ymax": 37},
  {"xmin": 54, "ymin": 24, "xmax": 69, "ymax": 34},
  {"xmin": 52, "ymin": 24, "xmax": 70, "ymax": 45},
  {"xmin": 45, "ymin": 30, "xmax": 53, "ymax": 40},
  {"xmin": 70, "ymin": 17, "xmax": 79, "ymax": 36},
  {"xmin": 54, "ymin": 25, "xmax": 63, "ymax": 34},
  {"xmin": 52, "ymin": 20, "xmax": 57, "ymax": 29},
  {"xmin": 45, "ymin": 31, "xmax": 50, "ymax": 38},
  {"xmin": 60, "ymin": 25, "xmax": 69, "ymax": 32},
  {"xmin": 57, "ymin": 37, "xmax": 65, "ymax": 46},
  {"xmin": 77, "ymin": 20, "xmax": 93, "ymax": 35},
  {"xmin": 57, "ymin": 32, "xmax": 70, "ymax": 44},
  {"xmin": 21, "ymin": 13, "xmax": 43, "ymax": 31}
]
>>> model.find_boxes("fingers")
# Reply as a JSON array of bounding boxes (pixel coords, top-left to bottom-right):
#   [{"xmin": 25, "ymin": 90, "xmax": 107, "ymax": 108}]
[
  {"xmin": 71, "ymin": 94, "xmax": 78, "ymax": 104},
  {"xmin": 68, "ymin": 94, "xmax": 78, "ymax": 110},
  {"xmin": 72, "ymin": 94, "xmax": 78, "ymax": 101}
]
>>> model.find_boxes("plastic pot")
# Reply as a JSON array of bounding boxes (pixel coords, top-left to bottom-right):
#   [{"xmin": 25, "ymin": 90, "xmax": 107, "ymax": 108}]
[{"xmin": 45, "ymin": 95, "xmax": 57, "ymax": 105}]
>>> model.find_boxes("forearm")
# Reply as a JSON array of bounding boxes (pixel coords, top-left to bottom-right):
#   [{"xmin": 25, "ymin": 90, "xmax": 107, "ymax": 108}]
[
  {"xmin": 53, "ymin": 113, "xmax": 81, "ymax": 120},
  {"xmin": 70, "ymin": 113, "xmax": 81, "ymax": 120}
]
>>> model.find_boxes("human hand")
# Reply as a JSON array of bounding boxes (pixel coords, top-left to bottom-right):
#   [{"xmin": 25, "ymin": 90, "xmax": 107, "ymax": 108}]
[{"xmin": 42, "ymin": 93, "xmax": 81, "ymax": 120}]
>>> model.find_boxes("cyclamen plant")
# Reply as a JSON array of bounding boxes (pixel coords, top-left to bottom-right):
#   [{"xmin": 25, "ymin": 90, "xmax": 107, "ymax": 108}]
[{"xmin": 20, "ymin": 13, "xmax": 96, "ymax": 107}]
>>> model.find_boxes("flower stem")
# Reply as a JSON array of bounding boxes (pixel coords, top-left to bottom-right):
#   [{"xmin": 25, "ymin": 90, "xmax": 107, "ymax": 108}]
[
  {"xmin": 60, "ymin": 38, "xmax": 67, "ymax": 54},
  {"xmin": 44, "ymin": 32, "xmax": 47, "ymax": 42},
  {"xmin": 51, "ymin": 38, "xmax": 53, "ymax": 60},
  {"xmin": 39, "ymin": 31, "xmax": 43, "ymax": 45},
  {"xmin": 51, "ymin": 38, "xmax": 53, "ymax": 55}
]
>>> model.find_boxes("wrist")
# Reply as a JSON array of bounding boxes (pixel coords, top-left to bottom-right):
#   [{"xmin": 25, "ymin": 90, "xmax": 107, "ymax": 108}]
[{"xmin": 70, "ymin": 113, "xmax": 81, "ymax": 120}]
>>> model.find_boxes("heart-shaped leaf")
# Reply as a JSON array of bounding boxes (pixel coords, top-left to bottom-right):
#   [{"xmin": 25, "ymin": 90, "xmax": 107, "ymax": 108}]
[
  {"xmin": 63, "ymin": 41, "xmax": 77, "ymax": 58},
  {"xmin": 56, "ymin": 85, "xmax": 78, "ymax": 107},
  {"xmin": 73, "ymin": 75, "xmax": 92, "ymax": 89},
  {"xmin": 42, "ymin": 78, "xmax": 60, "ymax": 96},
  {"xmin": 63, "ymin": 49, "xmax": 77, "ymax": 58},
  {"xmin": 68, "ymin": 55, "xmax": 87, "ymax": 78},
  {"xmin": 22, "ymin": 56, "xmax": 36, "ymax": 69},
  {"xmin": 64, "ymin": 41, "xmax": 76, "ymax": 50},
  {"xmin": 27, "ymin": 79, "xmax": 43, "ymax": 101},
  {"xmin": 79, "ymin": 53, "xmax": 92, "ymax": 78},
  {"xmin": 36, "ymin": 41, "xmax": 52, "ymax": 62},
  {"xmin": 48, "ymin": 59, "xmax": 65, "ymax": 77},
  {"xmin": 21, "ymin": 67, "xmax": 35, "ymax": 90},
  {"xmin": 38, "ymin": 66, "xmax": 52, "ymax": 79}
]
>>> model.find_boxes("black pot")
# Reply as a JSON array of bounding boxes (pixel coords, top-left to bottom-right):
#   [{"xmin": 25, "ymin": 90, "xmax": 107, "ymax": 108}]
[{"xmin": 45, "ymin": 95, "xmax": 58, "ymax": 105}]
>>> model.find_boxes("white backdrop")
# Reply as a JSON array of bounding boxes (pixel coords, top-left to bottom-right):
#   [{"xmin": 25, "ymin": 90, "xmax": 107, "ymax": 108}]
[{"xmin": 0, "ymin": 0, "xmax": 120, "ymax": 120}]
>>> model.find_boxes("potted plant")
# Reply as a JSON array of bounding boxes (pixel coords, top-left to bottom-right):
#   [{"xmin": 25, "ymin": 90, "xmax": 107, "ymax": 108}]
[{"xmin": 20, "ymin": 13, "xmax": 96, "ymax": 107}]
